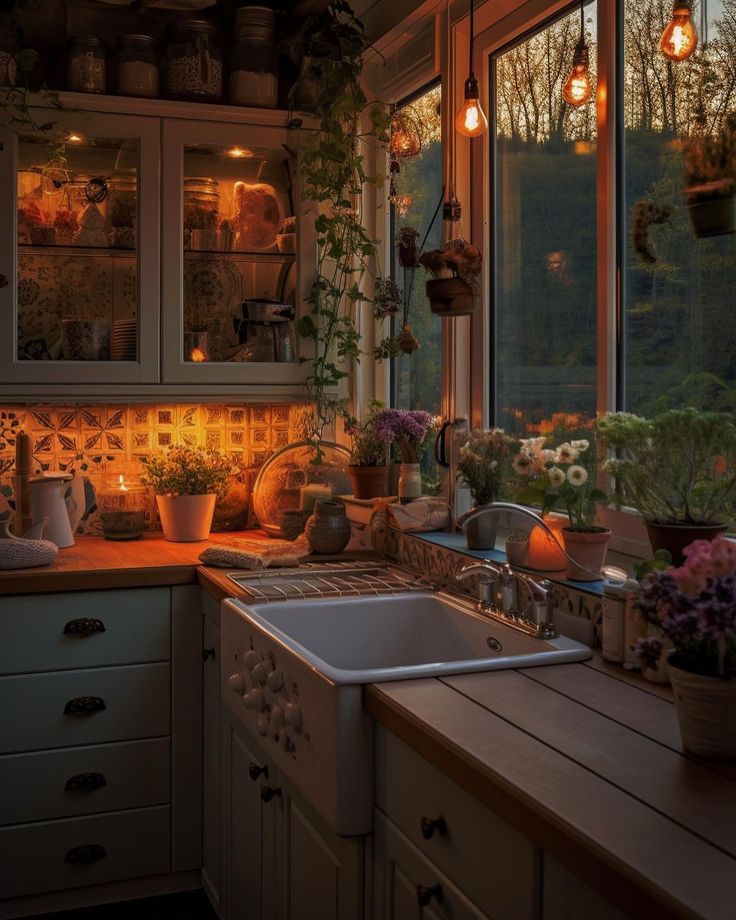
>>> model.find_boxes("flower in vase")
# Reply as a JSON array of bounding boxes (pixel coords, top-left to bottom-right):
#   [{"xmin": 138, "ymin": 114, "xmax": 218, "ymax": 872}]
[{"xmin": 567, "ymin": 465, "xmax": 588, "ymax": 486}]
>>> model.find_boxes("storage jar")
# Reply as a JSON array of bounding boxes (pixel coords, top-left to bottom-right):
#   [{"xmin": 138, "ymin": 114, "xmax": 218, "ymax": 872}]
[
  {"xmin": 229, "ymin": 6, "xmax": 278, "ymax": 108},
  {"xmin": 304, "ymin": 500, "xmax": 351, "ymax": 555},
  {"xmin": 166, "ymin": 20, "xmax": 222, "ymax": 102},
  {"xmin": 68, "ymin": 36, "xmax": 107, "ymax": 94},
  {"xmin": 183, "ymin": 177, "xmax": 220, "ymax": 249},
  {"xmin": 116, "ymin": 35, "xmax": 159, "ymax": 98}
]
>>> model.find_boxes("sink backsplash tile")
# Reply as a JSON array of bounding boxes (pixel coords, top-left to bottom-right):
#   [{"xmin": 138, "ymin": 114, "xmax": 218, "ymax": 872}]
[{"xmin": 0, "ymin": 402, "xmax": 312, "ymax": 535}]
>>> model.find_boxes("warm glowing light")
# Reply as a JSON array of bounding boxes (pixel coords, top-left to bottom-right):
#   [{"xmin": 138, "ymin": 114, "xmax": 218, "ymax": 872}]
[
  {"xmin": 455, "ymin": 76, "xmax": 488, "ymax": 138},
  {"xmin": 574, "ymin": 140, "xmax": 593, "ymax": 155},
  {"xmin": 389, "ymin": 111, "xmax": 422, "ymax": 158},
  {"xmin": 563, "ymin": 45, "xmax": 593, "ymax": 106},
  {"xmin": 65, "ymin": 133, "xmax": 83, "ymax": 144},
  {"xmin": 118, "ymin": 475, "xmax": 128, "ymax": 492},
  {"xmin": 660, "ymin": 1, "xmax": 697, "ymax": 61},
  {"xmin": 226, "ymin": 146, "xmax": 253, "ymax": 158},
  {"xmin": 189, "ymin": 348, "xmax": 207, "ymax": 362},
  {"xmin": 527, "ymin": 519, "xmax": 567, "ymax": 571}
]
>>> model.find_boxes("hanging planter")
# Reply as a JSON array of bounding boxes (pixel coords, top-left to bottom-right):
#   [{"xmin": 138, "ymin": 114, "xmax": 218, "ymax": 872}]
[
  {"xmin": 686, "ymin": 192, "xmax": 736, "ymax": 238},
  {"xmin": 420, "ymin": 240, "xmax": 482, "ymax": 318},
  {"xmin": 397, "ymin": 226, "xmax": 421, "ymax": 268},
  {"xmin": 682, "ymin": 116, "xmax": 736, "ymax": 238},
  {"xmin": 426, "ymin": 277, "xmax": 476, "ymax": 316}
]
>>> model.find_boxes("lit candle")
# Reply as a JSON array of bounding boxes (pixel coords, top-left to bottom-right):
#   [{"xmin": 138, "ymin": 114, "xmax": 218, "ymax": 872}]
[
  {"xmin": 299, "ymin": 483, "xmax": 332, "ymax": 512},
  {"xmin": 98, "ymin": 475, "xmax": 146, "ymax": 541}
]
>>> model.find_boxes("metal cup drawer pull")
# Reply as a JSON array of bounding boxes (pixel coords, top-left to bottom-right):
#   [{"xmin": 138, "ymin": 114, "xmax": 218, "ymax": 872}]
[
  {"xmin": 63, "ymin": 696, "xmax": 106, "ymax": 716},
  {"xmin": 65, "ymin": 772, "xmax": 107, "ymax": 792},
  {"xmin": 249, "ymin": 762, "xmax": 268, "ymax": 782},
  {"xmin": 260, "ymin": 784, "xmax": 281, "ymax": 803},
  {"xmin": 420, "ymin": 815, "xmax": 447, "ymax": 840},
  {"xmin": 64, "ymin": 844, "xmax": 107, "ymax": 865},
  {"xmin": 63, "ymin": 618, "xmax": 106, "ymax": 636},
  {"xmin": 416, "ymin": 883, "xmax": 443, "ymax": 907}
]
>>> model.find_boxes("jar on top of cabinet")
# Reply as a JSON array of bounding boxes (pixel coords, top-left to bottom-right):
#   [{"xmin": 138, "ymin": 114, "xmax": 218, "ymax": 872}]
[
  {"xmin": 116, "ymin": 34, "xmax": 159, "ymax": 98},
  {"xmin": 68, "ymin": 36, "xmax": 107, "ymax": 94},
  {"xmin": 229, "ymin": 6, "xmax": 278, "ymax": 108},
  {"xmin": 166, "ymin": 20, "xmax": 223, "ymax": 102}
]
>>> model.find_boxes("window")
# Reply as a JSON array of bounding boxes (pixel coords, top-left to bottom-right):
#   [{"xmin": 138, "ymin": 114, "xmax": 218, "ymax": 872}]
[
  {"xmin": 622, "ymin": 0, "xmax": 736, "ymax": 414},
  {"xmin": 491, "ymin": 2, "xmax": 598, "ymax": 437},
  {"xmin": 390, "ymin": 83, "xmax": 443, "ymax": 414}
]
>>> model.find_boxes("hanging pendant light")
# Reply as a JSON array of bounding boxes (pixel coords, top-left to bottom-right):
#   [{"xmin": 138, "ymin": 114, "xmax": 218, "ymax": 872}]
[
  {"xmin": 455, "ymin": 0, "xmax": 488, "ymax": 137},
  {"xmin": 659, "ymin": 0, "xmax": 698, "ymax": 61},
  {"xmin": 563, "ymin": 2, "xmax": 594, "ymax": 107}
]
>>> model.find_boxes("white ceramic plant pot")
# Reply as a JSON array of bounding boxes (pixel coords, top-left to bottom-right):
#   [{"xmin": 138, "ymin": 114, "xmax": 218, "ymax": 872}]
[
  {"xmin": 397, "ymin": 463, "xmax": 422, "ymax": 501},
  {"xmin": 156, "ymin": 493, "xmax": 216, "ymax": 542}
]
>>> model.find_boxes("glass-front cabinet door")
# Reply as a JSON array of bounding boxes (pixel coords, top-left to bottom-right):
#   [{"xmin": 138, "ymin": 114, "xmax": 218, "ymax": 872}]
[
  {"xmin": 162, "ymin": 118, "xmax": 309, "ymax": 388},
  {"xmin": 0, "ymin": 112, "xmax": 160, "ymax": 385}
]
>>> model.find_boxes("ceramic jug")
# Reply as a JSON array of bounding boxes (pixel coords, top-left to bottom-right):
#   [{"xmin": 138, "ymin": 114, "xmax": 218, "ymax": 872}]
[{"xmin": 29, "ymin": 473, "xmax": 85, "ymax": 548}]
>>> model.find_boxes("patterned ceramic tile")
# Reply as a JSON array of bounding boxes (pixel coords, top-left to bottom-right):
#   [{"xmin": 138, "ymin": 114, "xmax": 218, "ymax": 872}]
[
  {"xmin": 81, "ymin": 407, "xmax": 126, "ymax": 453},
  {"xmin": 228, "ymin": 406, "xmax": 247, "ymax": 426},
  {"xmin": 0, "ymin": 410, "xmax": 26, "ymax": 454},
  {"xmin": 205, "ymin": 405, "xmax": 226, "ymax": 427},
  {"xmin": 249, "ymin": 406, "xmax": 270, "ymax": 427},
  {"xmin": 272, "ymin": 405, "xmax": 290, "ymax": 426}
]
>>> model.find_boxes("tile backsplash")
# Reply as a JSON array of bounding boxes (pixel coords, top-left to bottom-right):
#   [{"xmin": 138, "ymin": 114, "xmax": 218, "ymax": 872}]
[{"xmin": 0, "ymin": 402, "xmax": 313, "ymax": 535}]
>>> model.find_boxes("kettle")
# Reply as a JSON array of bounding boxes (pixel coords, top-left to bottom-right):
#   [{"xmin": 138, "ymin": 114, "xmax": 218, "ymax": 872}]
[{"xmin": 29, "ymin": 473, "xmax": 86, "ymax": 548}]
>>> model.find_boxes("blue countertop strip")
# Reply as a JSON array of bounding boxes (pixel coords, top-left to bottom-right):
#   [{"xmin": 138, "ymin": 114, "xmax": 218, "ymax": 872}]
[{"xmin": 415, "ymin": 531, "xmax": 604, "ymax": 597}]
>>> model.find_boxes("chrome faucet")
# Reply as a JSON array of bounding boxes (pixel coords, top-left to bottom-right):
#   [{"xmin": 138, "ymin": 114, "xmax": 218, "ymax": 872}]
[{"xmin": 456, "ymin": 559, "xmax": 556, "ymax": 639}]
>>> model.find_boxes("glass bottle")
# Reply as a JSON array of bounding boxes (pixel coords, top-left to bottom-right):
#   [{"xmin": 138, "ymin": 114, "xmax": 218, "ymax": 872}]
[
  {"xmin": 229, "ymin": 6, "xmax": 278, "ymax": 108},
  {"xmin": 68, "ymin": 36, "xmax": 107, "ymax": 94},
  {"xmin": 166, "ymin": 20, "xmax": 223, "ymax": 102},
  {"xmin": 116, "ymin": 34, "xmax": 159, "ymax": 98}
]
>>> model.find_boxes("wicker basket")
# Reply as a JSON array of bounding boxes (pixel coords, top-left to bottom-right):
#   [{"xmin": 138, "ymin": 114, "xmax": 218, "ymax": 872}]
[{"xmin": 668, "ymin": 657, "xmax": 736, "ymax": 759}]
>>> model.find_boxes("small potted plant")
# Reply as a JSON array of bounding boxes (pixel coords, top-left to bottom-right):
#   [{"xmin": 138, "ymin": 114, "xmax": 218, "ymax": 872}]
[
  {"xmin": 345, "ymin": 406, "xmax": 389, "ymax": 500},
  {"xmin": 372, "ymin": 278, "xmax": 402, "ymax": 320},
  {"xmin": 141, "ymin": 445, "xmax": 232, "ymax": 542},
  {"xmin": 455, "ymin": 427, "xmax": 518, "ymax": 549},
  {"xmin": 515, "ymin": 438, "xmax": 608, "ymax": 580},
  {"xmin": 635, "ymin": 535, "xmax": 736, "ymax": 758},
  {"xmin": 682, "ymin": 114, "xmax": 736, "ymax": 237},
  {"xmin": 595, "ymin": 409, "xmax": 736, "ymax": 564},
  {"xmin": 419, "ymin": 239, "xmax": 482, "ymax": 316},
  {"xmin": 397, "ymin": 225, "xmax": 420, "ymax": 268},
  {"xmin": 372, "ymin": 408, "xmax": 437, "ymax": 500}
]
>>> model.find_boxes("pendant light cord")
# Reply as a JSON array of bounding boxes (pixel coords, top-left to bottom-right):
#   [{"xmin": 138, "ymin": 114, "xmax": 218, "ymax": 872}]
[
  {"xmin": 579, "ymin": 0, "xmax": 585, "ymax": 43},
  {"xmin": 469, "ymin": 0, "xmax": 474, "ymax": 76}
]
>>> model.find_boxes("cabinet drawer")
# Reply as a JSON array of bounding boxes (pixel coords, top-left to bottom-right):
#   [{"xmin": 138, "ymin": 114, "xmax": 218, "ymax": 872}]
[
  {"xmin": 0, "ymin": 805, "xmax": 171, "ymax": 900},
  {"xmin": 0, "ymin": 588, "xmax": 170, "ymax": 675},
  {"xmin": 375, "ymin": 727, "xmax": 540, "ymax": 920},
  {"xmin": 0, "ymin": 663, "xmax": 170, "ymax": 754},
  {"xmin": 0, "ymin": 738, "xmax": 170, "ymax": 826},
  {"xmin": 543, "ymin": 856, "xmax": 630, "ymax": 920}
]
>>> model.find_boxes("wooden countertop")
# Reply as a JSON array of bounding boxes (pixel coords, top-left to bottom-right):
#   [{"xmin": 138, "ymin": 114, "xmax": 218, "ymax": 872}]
[{"xmin": 366, "ymin": 663, "xmax": 736, "ymax": 920}]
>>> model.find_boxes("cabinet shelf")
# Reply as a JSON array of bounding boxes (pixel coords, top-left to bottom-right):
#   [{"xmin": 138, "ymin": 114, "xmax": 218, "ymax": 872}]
[
  {"xmin": 18, "ymin": 243, "xmax": 136, "ymax": 258},
  {"xmin": 183, "ymin": 248, "xmax": 295, "ymax": 261}
]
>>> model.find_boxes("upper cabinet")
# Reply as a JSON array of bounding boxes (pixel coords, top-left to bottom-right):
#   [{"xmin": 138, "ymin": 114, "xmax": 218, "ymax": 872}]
[{"xmin": 0, "ymin": 96, "xmax": 312, "ymax": 398}]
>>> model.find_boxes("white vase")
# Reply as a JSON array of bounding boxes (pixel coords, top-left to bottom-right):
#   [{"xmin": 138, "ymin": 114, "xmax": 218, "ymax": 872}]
[
  {"xmin": 397, "ymin": 463, "xmax": 421, "ymax": 501},
  {"xmin": 156, "ymin": 493, "xmax": 216, "ymax": 542}
]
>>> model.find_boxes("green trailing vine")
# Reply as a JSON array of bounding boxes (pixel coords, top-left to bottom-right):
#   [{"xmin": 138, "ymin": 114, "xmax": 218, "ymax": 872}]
[{"xmin": 294, "ymin": 1, "xmax": 389, "ymax": 442}]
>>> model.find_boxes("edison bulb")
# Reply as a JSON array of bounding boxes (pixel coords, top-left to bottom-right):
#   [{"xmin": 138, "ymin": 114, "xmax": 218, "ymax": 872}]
[
  {"xmin": 562, "ymin": 64, "xmax": 593, "ymax": 106},
  {"xmin": 659, "ymin": 2, "xmax": 697, "ymax": 61},
  {"xmin": 455, "ymin": 76, "xmax": 488, "ymax": 138}
]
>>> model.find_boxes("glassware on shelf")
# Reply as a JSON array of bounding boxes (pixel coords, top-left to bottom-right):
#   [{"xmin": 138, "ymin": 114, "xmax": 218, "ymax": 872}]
[
  {"xmin": 184, "ymin": 176, "xmax": 220, "ymax": 250},
  {"xmin": 229, "ymin": 6, "xmax": 278, "ymax": 108},
  {"xmin": 61, "ymin": 318, "xmax": 111, "ymax": 361},
  {"xmin": 233, "ymin": 180, "xmax": 281, "ymax": 250},
  {"xmin": 116, "ymin": 34, "xmax": 159, "ymax": 98},
  {"xmin": 166, "ymin": 20, "xmax": 223, "ymax": 102},
  {"xmin": 184, "ymin": 331, "xmax": 209, "ymax": 362},
  {"xmin": 67, "ymin": 36, "xmax": 107, "ymax": 94}
]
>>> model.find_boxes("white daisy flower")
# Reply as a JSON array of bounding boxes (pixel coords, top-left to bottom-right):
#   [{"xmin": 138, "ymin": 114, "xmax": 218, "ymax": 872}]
[
  {"xmin": 548, "ymin": 466, "xmax": 566, "ymax": 488},
  {"xmin": 557, "ymin": 442, "xmax": 579, "ymax": 463},
  {"xmin": 571, "ymin": 439, "xmax": 589, "ymax": 451},
  {"xmin": 567, "ymin": 465, "xmax": 588, "ymax": 485}
]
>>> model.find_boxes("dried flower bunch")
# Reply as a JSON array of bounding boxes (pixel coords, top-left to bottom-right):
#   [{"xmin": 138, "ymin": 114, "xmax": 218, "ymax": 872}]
[
  {"xmin": 371, "ymin": 408, "xmax": 437, "ymax": 463},
  {"xmin": 372, "ymin": 278, "xmax": 402, "ymax": 320},
  {"xmin": 141, "ymin": 446, "xmax": 232, "ymax": 497},
  {"xmin": 635, "ymin": 535, "xmax": 736, "ymax": 679},
  {"xmin": 595, "ymin": 409, "xmax": 736, "ymax": 525},
  {"xmin": 683, "ymin": 114, "xmax": 736, "ymax": 203},
  {"xmin": 345, "ymin": 404, "xmax": 388, "ymax": 467},
  {"xmin": 456, "ymin": 428, "xmax": 518, "ymax": 507},
  {"xmin": 514, "ymin": 437, "xmax": 606, "ymax": 531},
  {"xmin": 419, "ymin": 239, "xmax": 482, "ymax": 284}
]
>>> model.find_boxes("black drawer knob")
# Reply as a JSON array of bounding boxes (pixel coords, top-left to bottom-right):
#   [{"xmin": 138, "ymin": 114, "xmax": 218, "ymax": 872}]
[
  {"xmin": 65, "ymin": 772, "xmax": 107, "ymax": 792},
  {"xmin": 249, "ymin": 762, "xmax": 268, "ymax": 782},
  {"xmin": 420, "ymin": 815, "xmax": 447, "ymax": 840},
  {"xmin": 65, "ymin": 844, "xmax": 106, "ymax": 865},
  {"xmin": 63, "ymin": 618, "xmax": 106, "ymax": 636},
  {"xmin": 261, "ymin": 784, "xmax": 281, "ymax": 803},
  {"xmin": 63, "ymin": 696, "xmax": 106, "ymax": 717},
  {"xmin": 202, "ymin": 647, "xmax": 216, "ymax": 661},
  {"xmin": 416, "ymin": 883, "xmax": 443, "ymax": 907}
]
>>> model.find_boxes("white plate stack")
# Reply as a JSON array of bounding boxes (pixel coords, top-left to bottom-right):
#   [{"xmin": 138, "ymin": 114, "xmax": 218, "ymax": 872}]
[{"xmin": 111, "ymin": 319, "xmax": 137, "ymax": 361}]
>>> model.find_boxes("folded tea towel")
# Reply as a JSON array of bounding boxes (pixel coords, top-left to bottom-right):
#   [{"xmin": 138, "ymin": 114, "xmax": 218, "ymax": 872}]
[
  {"xmin": 199, "ymin": 534, "xmax": 310, "ymax": 569},
  {"xmin": 387, "ymin": 498, "xmax": 450, "ymax": 533}
]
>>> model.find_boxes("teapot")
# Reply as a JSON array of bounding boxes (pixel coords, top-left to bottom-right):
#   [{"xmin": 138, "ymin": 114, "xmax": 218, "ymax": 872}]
[{"xmin": 29, "ymin": 472, "xmax": 86, "ymax": 548}]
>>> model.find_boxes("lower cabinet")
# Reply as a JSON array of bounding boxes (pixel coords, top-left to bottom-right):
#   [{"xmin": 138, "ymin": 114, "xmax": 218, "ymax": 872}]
[
  {"xmin": 542, "ymin": 856, "xmax": 630, "ymax": 920},
  {"xmin": 221, "ymin": 706, "xmax": 364, "ymax": 920},
  {"xmin": 201, "ymin": 601, "xmax": 221, "ymax": 913}
]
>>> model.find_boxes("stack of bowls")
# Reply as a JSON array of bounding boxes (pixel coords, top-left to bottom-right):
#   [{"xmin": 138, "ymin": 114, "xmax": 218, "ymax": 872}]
[{"xmin": 111, "ymin": 318, "xmax": 137, "ymax": 361}]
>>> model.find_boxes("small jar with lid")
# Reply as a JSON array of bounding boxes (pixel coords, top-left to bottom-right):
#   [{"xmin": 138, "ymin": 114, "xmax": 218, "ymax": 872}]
[
  {"xmin": 166, "ymin": 20, "xmax": 223, "ymax": 102},
  {"xmin": 229, "ymin": 6, "xmax": 278, "ymax": 107},
  {"xmin": 68, "ymin": 36, "xmax": 107, "ymax": 94},
  {"xmin": 116, "ymin": 35, "xmax": 159, "ymax": 98},
  {"xmin": 183, "ymin": 176, "xmax": 220, "ymax": 249}
]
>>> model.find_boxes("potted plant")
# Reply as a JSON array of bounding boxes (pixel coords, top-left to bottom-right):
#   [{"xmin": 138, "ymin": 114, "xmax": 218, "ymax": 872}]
[
  {"xmin": 635, "ymin": 535, "xmax": 736, "ymax": 758},
  {"xmin": 372, "ymin": 278, "xmax": 402, "ymax": 320},
  {"xmin": 455, "ymin": 427, "xmax": 518, "ymax": 549},
  {"xmin": 141, "ymin": 445, "xmax": 231, "ymax": 542},
  {"xmin": 345, "ymin": 405, "xmax": 389, "ymax": 500},
  {"xmin": 510, "ymin": 437, "xmax": 567, "ymax": 571},
  {"xmin": 682, "ymin": 114, "xmax": 736, "ymax": 237},
  {"xmin": 514, "ymin": 437, "xmax": 608, "ymax": 580},
  {"xmin": 372, "ymin": 408, "xmax": 437, "ymax": 500},
  {"xmin": 419, "ymin": 239, "xmax": 482, "ymax": 316},
  {"xmin": 397, "ymin": 225, "xmax": 420, "ymax": 268},
  {"xmin": 595, "ymin": 409, "xmax": 736, "ymax": 564}
]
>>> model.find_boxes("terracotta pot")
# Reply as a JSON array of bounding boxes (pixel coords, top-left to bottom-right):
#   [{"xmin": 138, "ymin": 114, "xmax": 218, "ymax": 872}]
[
  {"xmin": 349, "ymin": 465, "xmax": 389, "ymax": 500},
  {"xmin": 156, "ymin": 493, "xmax": 216, "ymax": 542},
  {"xmin": 645, "ymin": 521, "xmax": 728, "ymax": 566},
  {"xmin": 397, "ymin": 463, "xmax": 421, "ymax": 501},
  {"xmin": 562, "ymin": 527, "xmax": 611, "ymax": 581},
  {"xmin": 304, "ymin": 499, "xmax": 351, "ymax": 554},
  {"xmin": 686, "ymin": 196, "xmax": 736, "ymax": 238},
  {"xmin": 426, "ymin": 278, "xmax": 476, "ymax": 317},
  {"xmin": 668, "ymin": 656, "xmax": 736, "ymax": 759}
]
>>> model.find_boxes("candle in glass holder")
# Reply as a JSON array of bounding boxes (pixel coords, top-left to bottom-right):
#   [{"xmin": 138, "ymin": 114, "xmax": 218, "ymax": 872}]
[{"xmin": 98, "ymin": 475, "xmax": 146, "ymax": 540}]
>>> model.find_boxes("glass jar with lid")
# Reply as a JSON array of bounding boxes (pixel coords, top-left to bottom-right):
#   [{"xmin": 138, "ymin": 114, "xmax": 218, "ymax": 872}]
[
  {"xmin": 166, "ymin": 20, "xmax": 223, "ymax": 102},
  {"xmin": 68, "ymin": 36, "xmax": 107, "ymax": 94},
  {"xmin": 229, "ymin": 6, "xmax": 278, "ymax": 107},
  {"xmin": 183, "ymin": 177, "xmax": 220, "ymax": 250},
  {"xmin": 116, "ymin": 35, "xmax": 159, "ymax": 98}
]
